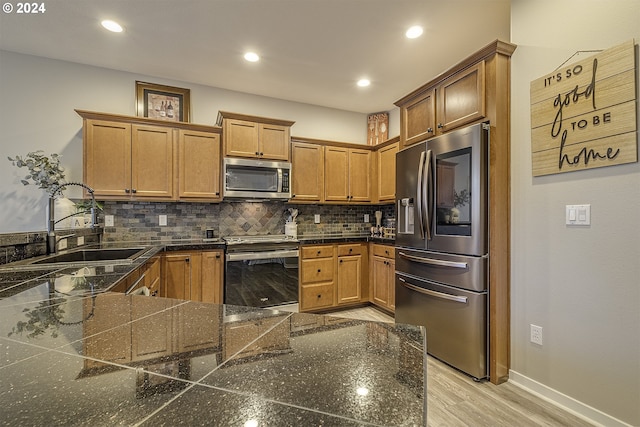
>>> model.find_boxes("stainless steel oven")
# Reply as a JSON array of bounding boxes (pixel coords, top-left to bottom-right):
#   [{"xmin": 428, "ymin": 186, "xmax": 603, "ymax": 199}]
[{"xmin": 224, "ymin": 235, "xmax": 299, "ymax": 308}]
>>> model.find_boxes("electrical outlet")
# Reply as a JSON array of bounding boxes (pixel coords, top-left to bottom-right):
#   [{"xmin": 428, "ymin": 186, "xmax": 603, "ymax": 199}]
[
  {"xmin": 105, "ymin": 215, "xmax": 114, "ymax": 227},
  {"xmin": 530, "ymin": 324, "xmax": 543, "ymax": 345},
  {"xmin": 364, "ymin": 214, "xmax": 370, "ymax": 223},
  {"xmin": 314, "ymin": 214, "xmax": 320, "ymax": 224},
  {"xmin": 159, "ymin": 215, "xmax": 167, "ymax": 226}
]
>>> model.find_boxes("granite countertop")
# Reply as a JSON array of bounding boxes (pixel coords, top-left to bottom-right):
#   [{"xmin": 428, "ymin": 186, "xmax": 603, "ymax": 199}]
[{"xmin": 0, "ymin": 268, "xmax": 426, "ymax": 426}]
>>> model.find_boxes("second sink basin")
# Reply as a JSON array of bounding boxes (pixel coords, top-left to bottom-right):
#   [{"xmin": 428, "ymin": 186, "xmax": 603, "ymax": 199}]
[{"xmin": 31, "ymin": 247, "xmax": 148, "ymax": 265}]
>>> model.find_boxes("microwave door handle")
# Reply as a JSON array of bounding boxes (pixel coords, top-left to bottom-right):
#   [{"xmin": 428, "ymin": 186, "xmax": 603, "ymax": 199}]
[
  {"xmin": 416, "ymin": 151, "xmax": 426, "ymax": 240},
  {"xmin": 277, "ymin": 168, "xmax": 283, "ymax": 192},
  {"xmin": 424, "ymin": 149, "xmax": 433, "ymax": 241},
  {"xmin": 398, "ymin": 277, "xmax": 468, "ymax": 303}
]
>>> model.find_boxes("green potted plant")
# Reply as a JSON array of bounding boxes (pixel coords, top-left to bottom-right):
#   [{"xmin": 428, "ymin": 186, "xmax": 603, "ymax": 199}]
[{"xmin": 8, "ymin": 150, "xmax": 66, "ymax": 196}]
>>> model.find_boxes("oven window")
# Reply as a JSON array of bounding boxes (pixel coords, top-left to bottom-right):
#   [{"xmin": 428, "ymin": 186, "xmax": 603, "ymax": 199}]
[
  {"xmin": 435, "ymin": 148, "xmax": 472, "ymax": 237},
  {"xmin": 225, "ymin": 257, "xmax": 298, "ymax": 308},
  {"xmin": 226, "ymin": 165, "xmax": 279, "ymax": 192}
]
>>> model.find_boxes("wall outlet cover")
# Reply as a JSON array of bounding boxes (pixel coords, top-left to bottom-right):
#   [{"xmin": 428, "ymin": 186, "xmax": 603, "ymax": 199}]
[
  {"xmin": 364, "ymin": 214, "xmax": 370, "ymax": 223},
  {"xmin": 159, "ymin": 215, "xmax": 168, "ymax": 226},
  {"xmin": 314, "ymin": 214, "xmax": 320, "ymax": 224},
  {"xmin": 105, "ymin": 215, "xmax": 114, "ymax": 227}
]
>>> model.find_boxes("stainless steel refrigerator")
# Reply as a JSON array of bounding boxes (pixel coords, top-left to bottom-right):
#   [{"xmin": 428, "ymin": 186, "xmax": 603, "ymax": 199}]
[{"xmin": 395, "ymin": 122, "xmax": 489, "ymax": 380}]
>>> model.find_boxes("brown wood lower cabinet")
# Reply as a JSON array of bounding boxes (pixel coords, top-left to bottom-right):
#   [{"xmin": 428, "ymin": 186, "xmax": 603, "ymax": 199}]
[
  {"xmin": 163, "ymin": 250, "xmax": 223, "ymax": 304},
  {"xmin": 370, "ymin": 244, "xmax": 395, "ymax": 313},
  {"xmin": 299, "ymin": 243, "xmax": 368, "ymax": 312}
]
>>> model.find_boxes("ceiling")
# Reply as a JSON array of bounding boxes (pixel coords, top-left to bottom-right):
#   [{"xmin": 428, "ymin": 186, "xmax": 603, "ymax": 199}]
[{"xmin": 0, "ymin": 0, "xmax": 511, "ymax": 114}]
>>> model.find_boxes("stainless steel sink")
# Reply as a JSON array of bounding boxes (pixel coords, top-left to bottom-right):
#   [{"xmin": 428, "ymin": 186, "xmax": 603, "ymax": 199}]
[{"xmin": 30, "ymin": 247, "xmax": 148, "ymax": 265}]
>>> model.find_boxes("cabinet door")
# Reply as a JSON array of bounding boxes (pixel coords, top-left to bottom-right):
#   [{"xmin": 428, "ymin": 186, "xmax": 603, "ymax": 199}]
[
  {"xmin": 131, "ymin": 124, "xmax": 174, "ymax": 199},
  {"xmin": 324, "ymin": 146, "xmax": 349, "ymax": 202},
  {"xmin": 84, "ymin": 119, "xmax": 132, "ymax": 197},
  {"xmin": 179, "ymin": 129, "xmax": 221, "ymax": 201},
  {"xmin": 387, "ymin": 258, "xmax": 395, "ymax": 311},
  {"xmin": 377, "ymin": 143, "xmax": 398, "ymax": 202},
  {"xmin": 436, "ymin": 61, "xmax": 485, "ymax": 134},
  {"xmin": 371, "ymin": 256, "xmax": 390, "ymax": 307},
  {"xmin": 337, "ymin": 255, "xmax": 362, "ymax": 305},
  {"xmin": 401, "ymin": 88, "xmax": 436, "ymax": 147},
  {"xmin": 291, "ymin": 142, "xmax": 324, "ymax": 201},
  {"xmin": 163, "ymin": 253, "xmax": 192, "ymax": 300},
  {"xmin": 224, "ymin": 119, "xmax": 260, "ymax": 158},
  {"xmin": 143, "ymin": 256, "xmax": 161, "ymax": 297},
  {"xmin": 200, "ymin": 250, "xmax": 223, "ymax": 304},
  {"xmin": 259, "ymin": 123, "xmax": 290, "ymax": 160},
  {"xmin": 348, "ymin": 149, "xmax": 371, "ymax": 202}
]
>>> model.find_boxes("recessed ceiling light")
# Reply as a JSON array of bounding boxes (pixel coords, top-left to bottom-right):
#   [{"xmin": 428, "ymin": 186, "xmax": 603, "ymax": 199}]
[
  {"xmin": 357, "ymin": 78, "xmax": 370, "ymax": 87},
  {"xmin": 405, "ymin": 25, "xmax": 423, "ymax": 39},
  {"xmin": 101, "ymin": 19, "xmax": 124, "ymax": 33},
  {"xmin": 244, "ymin": 52, "xmax": 260, "ymax": 62}
]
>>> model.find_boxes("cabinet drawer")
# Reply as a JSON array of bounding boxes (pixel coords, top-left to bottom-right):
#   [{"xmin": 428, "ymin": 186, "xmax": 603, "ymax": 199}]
[
  {"xmin": 301, "ymin": 258, "xmax": 334, "ymax": 283},
  {"xmin": 372, "ymin": 244, "xmax": 394, "ymax": 258},
  {"xmin": 301, "ymin": 245, "xmax": 334, "ymax": 259},
  {"xmin": 337, "ymin": 244, "xmax": 364, "ymax": 256},
  {"xmin": 300, "ymin": 283, "xmax": 335, "ymax": 311}
]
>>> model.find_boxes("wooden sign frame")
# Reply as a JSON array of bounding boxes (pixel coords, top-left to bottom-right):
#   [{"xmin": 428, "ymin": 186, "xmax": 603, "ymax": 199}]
[{"xmin": 530, "ymin": 40, "xmax": 637, "ymax": 177}]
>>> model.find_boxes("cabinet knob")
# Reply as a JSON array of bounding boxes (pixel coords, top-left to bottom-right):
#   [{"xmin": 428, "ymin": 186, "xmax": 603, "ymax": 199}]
[
  {"xmin": 427, "ymin": 127, "xmax": 433, "ymax": 133},
  {"xmin": 259, "ymin": 152, "xmax": 264, "ymax": 156},
  {"xmin": 125, "ymin": 188, "xmax": 130, "ymax": 193},
  {"xmin": 437, "ymin": 123, "xmax": 443, "ymax": 129},
  {"xmin": 132, "ymin": 189, "xmax": 137, "ymax": 194},
  {"xmin": 317, "ymin": 269, "xmax": 321, "ymax": 273},
  {"xmin": 291, "ymin": 194, "xmax": 295, "ymax": 198},
  {"xmin": 255, "ymin": 151, "xmax": 259, "ymax": 155},
  {"xmin": 349, "ymin": 248, "xmax": 353, "ymax": 252},
  {"xmin": 317, "ymin": 250, "xmax": 321, "ymax": 255},
  {"xmin": 339, "ymin": 259, "xmax": 343, "ymax": 263},
  {"xmin": 215, "ymin": 254, "xmax": 220, "ymax": 259},
  {"xmin": 185, "ymin": 258, "xmax": 190, "ymax": 263},
  {"xmin": 215, "ymin": 192, "xmax": 220, "ymax": 196},
  {"xmin": 317, "ymin": 294, "xmax": 322, "ymax": 299}
]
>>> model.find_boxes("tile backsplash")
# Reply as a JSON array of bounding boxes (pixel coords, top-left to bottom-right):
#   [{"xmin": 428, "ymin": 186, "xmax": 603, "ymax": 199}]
[{"xmin": 101, "ymin": 201, "xmax": 395, "ymax": 242}]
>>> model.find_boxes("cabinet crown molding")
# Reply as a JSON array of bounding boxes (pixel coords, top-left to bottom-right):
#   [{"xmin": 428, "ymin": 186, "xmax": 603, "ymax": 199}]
[
  {"xmin": 75, "ymin": 110, "xmax": 221, "ymax": 133},
  {"xmin": 216, "ymin": 111, "xmax": 295, "ymax": 127}
]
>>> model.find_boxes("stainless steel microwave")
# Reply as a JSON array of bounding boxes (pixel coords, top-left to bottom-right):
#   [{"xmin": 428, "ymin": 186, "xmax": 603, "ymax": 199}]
[{"xmin": 223, "ymin": 157, "xmax": 291, "ymax": 200}]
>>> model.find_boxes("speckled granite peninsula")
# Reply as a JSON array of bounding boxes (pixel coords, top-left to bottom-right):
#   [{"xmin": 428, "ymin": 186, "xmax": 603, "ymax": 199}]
[{"xmin": 0, "ymin": 261, "xmax": 426, "ymax": 426}]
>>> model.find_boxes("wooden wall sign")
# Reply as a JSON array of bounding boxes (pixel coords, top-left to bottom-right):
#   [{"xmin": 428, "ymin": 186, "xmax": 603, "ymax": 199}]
[
  {"xmin": 367, "ymin": 112, "xmax": 389, "ymax": 145},
  {"xmin": 530, "ymin": 40, "xmax": 637, "ymax": 176}
]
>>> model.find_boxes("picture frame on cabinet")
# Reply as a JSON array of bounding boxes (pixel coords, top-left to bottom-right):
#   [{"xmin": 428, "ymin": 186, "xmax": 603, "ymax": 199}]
[{"xmin": 135, "ymin": 81, "xmax": 191, "ymax": 122}]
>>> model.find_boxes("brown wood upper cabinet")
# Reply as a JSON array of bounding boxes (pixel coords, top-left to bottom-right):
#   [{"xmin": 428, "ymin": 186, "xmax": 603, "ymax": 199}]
[
  {"xmin": 217, "ymin": 111, "xmax": 294, "ymax": 161},
  {"xmin": 83, "ymin": 119, "xmax": 175, "ymax": 199},
  {"xmin": 324, "ymin": 147, "xmax": 371, "ymax": 203},
  {"xmin": 77, "ymin": 110, "xmax": 222, "ymax": 202},
  {"xmin": 178, "ymin": 129, "xmax": 222, "ymax": 202},
  {"xmin": 375, "ymin": 140, "xmax": 398, "ymax": 203},
  {"xmin": 397, "ymin": 61, "xmax": 486, "ymax": 147},
  {"xmin": 291, "ymin": 141, "xmax": 324, "ymax": 202}
]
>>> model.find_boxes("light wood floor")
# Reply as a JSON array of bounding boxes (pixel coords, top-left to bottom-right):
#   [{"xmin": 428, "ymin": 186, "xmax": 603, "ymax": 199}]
[{"xmin": 276, "ymin": 304, "xmax": 595, "ymax": 427}]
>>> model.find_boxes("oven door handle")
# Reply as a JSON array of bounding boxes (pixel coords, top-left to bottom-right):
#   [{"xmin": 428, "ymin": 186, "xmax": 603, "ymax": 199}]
[
  {"xmin": 398, "ymin": 277, "xmax": 468, "ymax": 303},
  {"xmin": 226, "ymin": 249, "xmax": 299, "ymax": 261},
  {"xmin": 398, "ymin": 251, "xmax": 468, "ymax": 269}
]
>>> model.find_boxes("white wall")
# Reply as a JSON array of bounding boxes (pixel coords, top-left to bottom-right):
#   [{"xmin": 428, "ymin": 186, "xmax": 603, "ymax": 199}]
[
  {"xmin": 0, "ymin": 51, "xmax": 379, "ymax": 233},
  {"xmin": 510, "ymin": 1, "xmax": 640, "ymax": 426}
]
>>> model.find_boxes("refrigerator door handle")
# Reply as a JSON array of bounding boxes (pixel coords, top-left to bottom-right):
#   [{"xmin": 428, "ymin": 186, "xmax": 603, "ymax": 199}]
[
  {"xmin": 416, "ymin": 150, "xmax": 426, "ymax": 240},
  {"xmin": 424, "ymin": 149, "xmax": 433, "ymax": 240},
  {"xmin": 398, "ymin": 251, "xmax": 468, "ymax": 269},
  {"xmin": 398, "ymin": 277, "xmax": 468, "ymax": 303}
]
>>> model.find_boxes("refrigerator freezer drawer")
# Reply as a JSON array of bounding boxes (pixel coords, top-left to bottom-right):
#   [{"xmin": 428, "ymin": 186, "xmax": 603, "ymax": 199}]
[
  {"xmin": 395, "ymin": 272, "xmax": 487, "ymax": 380},
  {"xmin": 395, "ymin": 247, "xmax": 487, "ymax": 292}
]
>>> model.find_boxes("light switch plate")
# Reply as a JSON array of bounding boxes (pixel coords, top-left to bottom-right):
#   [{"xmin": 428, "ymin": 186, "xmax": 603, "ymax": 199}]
[
  {"xmin": 314, "ymin": 214, "xmax": 320, "ymax": 224},
  {"xmin": 105, "ymin": 215, "xmax": 114, "ymax": 227},
  {"xmin": 566, "ymin": 204, "xmax": 590, "ymax": 226},
  {"xmin": 364, "ymin": 214, "xmax": 370, "ymax": 223},
  {"xmin": 159, "ymin": 215, "xmax": 167, "ymax": 226}
]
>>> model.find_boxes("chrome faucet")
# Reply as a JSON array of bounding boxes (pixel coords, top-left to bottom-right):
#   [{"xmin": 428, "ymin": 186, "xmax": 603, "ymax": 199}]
[{"xmin": 47, "ymin": 182, "xmax": 98, "ymax": 254}]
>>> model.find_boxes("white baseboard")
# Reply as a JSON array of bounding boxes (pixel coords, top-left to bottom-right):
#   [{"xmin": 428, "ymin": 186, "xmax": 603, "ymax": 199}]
[{"xmin": 508, "ymin": 370, "xmax": 633, "ymax": 427}]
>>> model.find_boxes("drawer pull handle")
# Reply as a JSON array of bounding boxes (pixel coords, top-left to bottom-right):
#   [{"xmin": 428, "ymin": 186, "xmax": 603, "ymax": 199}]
[
  {"xmin": 317, "ymin": 269, "xmax": 321, "ymax": 273},
  {"xmin": 317, "ymin": 294, "xmax": 322, "ymax": 298}
]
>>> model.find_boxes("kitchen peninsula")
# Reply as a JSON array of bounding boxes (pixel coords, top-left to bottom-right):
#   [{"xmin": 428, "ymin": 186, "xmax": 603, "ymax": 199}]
[{"xmin": 0, "ymin": 253, "xmax": 426, "ymax": 426}]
